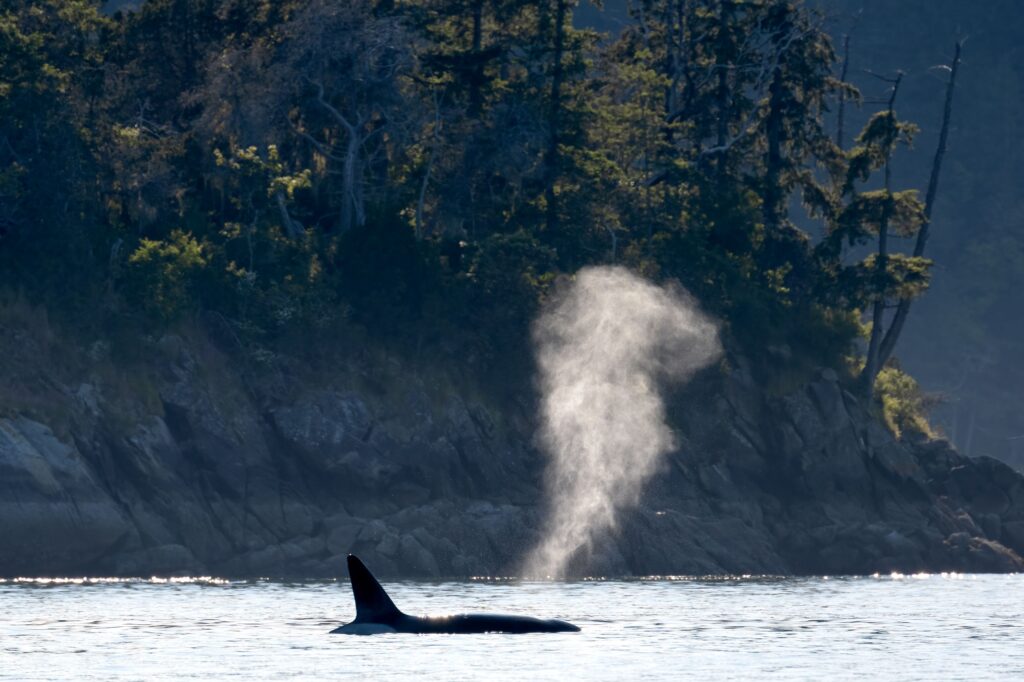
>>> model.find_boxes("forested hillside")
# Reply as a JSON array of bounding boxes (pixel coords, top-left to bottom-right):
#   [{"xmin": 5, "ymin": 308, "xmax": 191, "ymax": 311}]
[
  {"xmin": 92, "ymin": 0, "xmax": 1024, "ymax": 468},
  {"xmin": 581, "ymin": 0, "xmax": 1024, "ymax": 465},
  {"xmin": 3, "ymin": 0, "xmax": 962, "ymax": 428}
]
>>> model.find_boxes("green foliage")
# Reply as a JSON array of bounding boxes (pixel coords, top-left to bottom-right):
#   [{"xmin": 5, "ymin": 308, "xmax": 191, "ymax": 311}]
[
  {"xmin": 215, "ymin": 145, "xmax": 312, "ymax": 201},
  {"xmin": 0, "ymin": 1, "xmax": 108, "ymax": 301},
  {"xmin": 125, "ymin": 230, "xmax": 210, "ymax": 321},
  {"xmin": 833, "ymin": 190, "xmax": 925, "ymax": 247},
  {"xmin": 850, "ymin": 253, "xmax": 932, "ymax": 300},
  {"xmin": 874, "ymin": 365, "xmax": 934, "ymax": 439},
  {"xmin": 466, "ymin": 230, "xmax": 556, "ymax": 341},
  {"xmin": 0, "ymin": 0, "xmax": 947, "ymax": 407},
  {"xmin": 845, "ymin": 111, "xmax": 918, "ymax": 187}
]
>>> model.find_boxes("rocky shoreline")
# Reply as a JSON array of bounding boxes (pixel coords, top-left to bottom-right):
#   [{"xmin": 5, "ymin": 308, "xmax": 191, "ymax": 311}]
[{"xmin": 1, "ymin": 327, "xmax": 1022, "ymax": 578}]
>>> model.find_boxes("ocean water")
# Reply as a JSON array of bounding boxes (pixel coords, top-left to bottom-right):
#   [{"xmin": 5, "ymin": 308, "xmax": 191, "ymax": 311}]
[{"xmin": 2, "ymin": 573, "xmax": 1022, "ymax": 680}]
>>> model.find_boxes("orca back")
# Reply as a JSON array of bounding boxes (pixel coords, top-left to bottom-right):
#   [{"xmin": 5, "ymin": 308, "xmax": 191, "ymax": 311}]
[
  {"xmin": 348, "ymin": 555, "xmax": 402, "ymax": 624},
  {"xmin": 334, "ymin": 554, "xmax": 580, "ymax": 635}
]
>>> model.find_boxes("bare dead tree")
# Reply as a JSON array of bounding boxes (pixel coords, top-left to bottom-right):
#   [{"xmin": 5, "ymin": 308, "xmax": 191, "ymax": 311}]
[
  {"xmin": 876, "ymin": 41, "xmax": 962, "ymax": 369},
  {"xmin": 415, "ymin": 88, "xmax": 445, "ymax": 241},
  {"xmin": 279, "ymin": 0, "xmax": 414, "ymax": 232}
]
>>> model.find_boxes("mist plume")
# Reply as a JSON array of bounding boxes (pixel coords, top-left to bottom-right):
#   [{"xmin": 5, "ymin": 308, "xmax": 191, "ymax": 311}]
[{"xmin": 526, "ymin": 266, "xmax": 721, "ymax": 578}]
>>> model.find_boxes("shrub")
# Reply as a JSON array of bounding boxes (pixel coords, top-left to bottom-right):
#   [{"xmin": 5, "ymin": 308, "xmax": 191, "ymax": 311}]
[
  {"xmin": 124, "ymin": 230, "xmax": 210, "ymax": 321},
  {"xmin": 874, "ymin": 365, "xmax": 934, "ymax": 439}
]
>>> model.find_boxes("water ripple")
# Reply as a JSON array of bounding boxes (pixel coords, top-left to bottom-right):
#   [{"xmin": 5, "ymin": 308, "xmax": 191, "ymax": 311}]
[{"xmin": 1, "ymin": 575, "xmax": 1022, "ymax": 680}]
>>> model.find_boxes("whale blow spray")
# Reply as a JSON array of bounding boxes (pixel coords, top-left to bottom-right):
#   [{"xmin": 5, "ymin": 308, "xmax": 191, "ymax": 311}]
[{"xmin": 526, "ymin": 266, "xmax": 721, "ymax": 578}]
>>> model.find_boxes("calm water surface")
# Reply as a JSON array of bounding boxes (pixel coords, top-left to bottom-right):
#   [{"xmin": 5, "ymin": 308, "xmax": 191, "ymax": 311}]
[{"xmin": 2, "ymin": 573, "xmax": 1021, "ymax": 680}]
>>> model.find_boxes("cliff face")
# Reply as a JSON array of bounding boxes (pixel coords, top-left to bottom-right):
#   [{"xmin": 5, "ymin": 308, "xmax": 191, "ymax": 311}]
[{"xmin": 1, "ymin": 319, "xmax": 1022, "ymax": 578}]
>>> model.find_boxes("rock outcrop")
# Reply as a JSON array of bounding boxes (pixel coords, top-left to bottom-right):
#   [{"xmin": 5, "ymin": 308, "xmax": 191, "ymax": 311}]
[{"xmin": 1, "ymin": 326, "xmax": 1022, "ymax": 578}]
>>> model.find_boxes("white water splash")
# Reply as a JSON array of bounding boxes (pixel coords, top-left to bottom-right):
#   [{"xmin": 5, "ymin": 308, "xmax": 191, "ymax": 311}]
[{"xmin": 526, "ymin": 266, "xmax": 721, "ymax": 578}]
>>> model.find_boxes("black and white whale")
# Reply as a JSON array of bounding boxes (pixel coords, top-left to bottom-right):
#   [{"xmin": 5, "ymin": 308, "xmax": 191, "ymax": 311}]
[{"xmin": 330, "ymin": 555, "xmax": 580, "ymax": 634}]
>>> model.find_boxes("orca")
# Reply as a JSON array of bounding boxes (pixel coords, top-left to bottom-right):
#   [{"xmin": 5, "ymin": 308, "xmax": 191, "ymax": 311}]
[{"xmin": 330, "ymin": 555, "xmax": 580, "ymax": 634}]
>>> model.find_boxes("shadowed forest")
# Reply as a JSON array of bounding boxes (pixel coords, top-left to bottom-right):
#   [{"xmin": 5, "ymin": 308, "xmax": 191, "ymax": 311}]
[
  {"xmin": 578, "ymin": 0, "xmax": 1024, "ymax": 471},
  {"xmin": 4, "ymin": 0, "xmax": 984, "ymax": 442}
]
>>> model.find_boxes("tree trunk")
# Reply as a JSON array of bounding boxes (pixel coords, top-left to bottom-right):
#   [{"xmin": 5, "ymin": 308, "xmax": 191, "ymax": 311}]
[
  {"xmin": 860, "ymin": 73, "xmax": 903, "ymax": 399},
  {"xmin": 342, "ymin": 127, "xmax": 363, "ymax": 232},
  {"xmin": 713, "ymin": 1, "xmax": 733, "ymax": 174},
  {"xmin": 876, "ymin": 41, "xmax": 961, "ymax": 369},
  {"xmin": 763, "ymin": 66, "xmax": 785, "ymax": 235},
  {"xmin": 468, "ymin": 0, "xmax": 485, "ymax": 117},
  {"xmin": 861, "ymin": 189, "xmax": 892, "ymax": 397},
  {"xmin": 543, "ymin": 0, "xmax": 568, "ymax": 236},
  {"xmin": 416, "ymin": 93, "xmax": 443, "ymax": 240},
  {"xmin": 835, "ymin": 35, "xmax": 850, "ymax": 148},
  {"xmin": 274, "ymin": 191, "xmax": 303, "ymax": 239}
]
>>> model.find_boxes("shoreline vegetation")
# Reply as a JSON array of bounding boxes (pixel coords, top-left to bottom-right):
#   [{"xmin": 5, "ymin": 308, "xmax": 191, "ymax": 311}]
[{"xmin": 1, "ymin": 0, "xmax": 1022, "ymax": 577}]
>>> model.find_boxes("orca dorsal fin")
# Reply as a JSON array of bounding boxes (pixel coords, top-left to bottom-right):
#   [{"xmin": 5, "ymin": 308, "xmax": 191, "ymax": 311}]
[{"xmin": 347, "ymin": 555, "xmax": 402, "ymax": 623}]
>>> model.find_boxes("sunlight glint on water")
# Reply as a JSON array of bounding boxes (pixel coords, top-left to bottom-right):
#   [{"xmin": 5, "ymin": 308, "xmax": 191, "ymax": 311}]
[{"xmin": 2, "ymin": 574, "xmax": 1022, "ymax": 680}]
